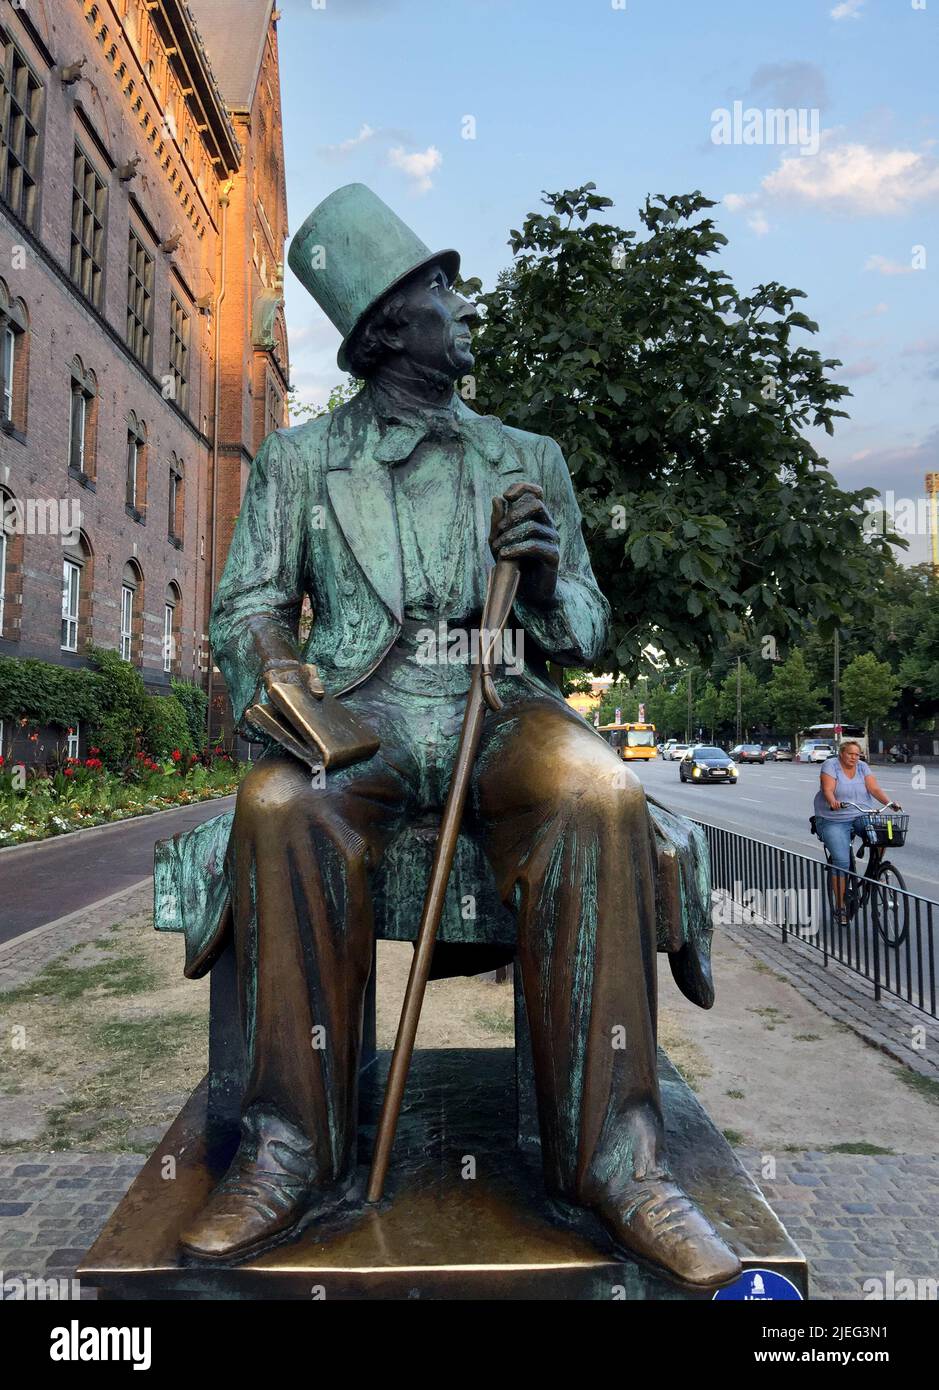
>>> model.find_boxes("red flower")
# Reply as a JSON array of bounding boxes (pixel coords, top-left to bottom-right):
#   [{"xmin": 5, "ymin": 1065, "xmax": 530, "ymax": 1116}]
[
  {"xmin": 0, "ymin": 755, "xmax": 5, "ymax": 767},
  {"xmin": 171, "ymin": 749, "xmax": 182, "ymax": 762},
  {"xmin": 64, "ymin": 767, "xmax": 74, "ymax": 777}
]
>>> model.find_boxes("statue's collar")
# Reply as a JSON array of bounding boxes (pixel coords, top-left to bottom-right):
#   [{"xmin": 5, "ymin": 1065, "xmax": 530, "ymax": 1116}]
[{"xmin": 362, "ymin": 381, "xmax": 507, "ymax": 467}]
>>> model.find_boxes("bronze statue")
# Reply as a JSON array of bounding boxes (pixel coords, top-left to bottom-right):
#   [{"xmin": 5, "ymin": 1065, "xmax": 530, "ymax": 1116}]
[{"xmin": 174, "ymin": 183, "xmax": 741, "ymax": 1292}]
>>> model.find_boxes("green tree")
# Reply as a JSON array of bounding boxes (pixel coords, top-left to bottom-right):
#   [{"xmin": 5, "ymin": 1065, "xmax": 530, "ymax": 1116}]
[
  {"xmin": 764, "ymin": 648, "xmax": 824, "ymax": 749},
  {"xmin": 695, "ymin": 681, "xmax": 720, "ymax": 742},
  {"xmin": 461, "ymin": 184, "xmax": 899, "ymax": 677},
  {"xmin": 840, "ymin": 653, "xmax": 902, "ymax": 747},
  {"xmin": 717, "ymin": 664, "xmax": 765, "ymax": 741}
]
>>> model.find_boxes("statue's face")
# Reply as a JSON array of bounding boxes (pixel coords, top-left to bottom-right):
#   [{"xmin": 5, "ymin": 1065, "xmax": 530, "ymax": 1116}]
[{"xmin": 391, "ymin": 263, "xmax": 477, "ymax": 378}]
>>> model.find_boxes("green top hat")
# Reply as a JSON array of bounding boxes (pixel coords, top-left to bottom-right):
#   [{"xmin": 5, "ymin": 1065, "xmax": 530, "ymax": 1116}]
[{"xmin": 288, "ymin": 183, "xmax": 460, "ymax": 371}]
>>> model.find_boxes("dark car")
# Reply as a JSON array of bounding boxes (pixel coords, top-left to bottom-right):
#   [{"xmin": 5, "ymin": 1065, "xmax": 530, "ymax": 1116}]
[
  {"xmin": 731, "ymin": 743, "xmax": 765, "ymax": 764},
  {"xmin": 765, "ymin": 743, "xmax": 793, "ymax": 762},
  {"xmin": 679, "ymin": 746, "xmax": 738, "ymax": 784}
]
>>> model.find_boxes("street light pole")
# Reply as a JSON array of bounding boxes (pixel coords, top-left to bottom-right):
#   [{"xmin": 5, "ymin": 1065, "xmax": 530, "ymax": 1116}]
[
  {"xmin": 736, "ymin": 657, "xmax": 742, "ymax": 744},
  {"xmin": 687, "ymin": 669, "xmax": 693, "ymax": 743},
  {"xmin": 833, "ymin": 628, "xmax": 841, "ymax": 747}
]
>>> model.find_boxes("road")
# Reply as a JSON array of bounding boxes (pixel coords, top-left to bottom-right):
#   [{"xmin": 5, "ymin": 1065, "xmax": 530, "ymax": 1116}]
[
  {"xmin": 630, "ymin": 756, "xmax": 939, "ymax": 904},
  {"xmin": 0, "ymin": 796, "xmax": 236, "ymax": 946}
]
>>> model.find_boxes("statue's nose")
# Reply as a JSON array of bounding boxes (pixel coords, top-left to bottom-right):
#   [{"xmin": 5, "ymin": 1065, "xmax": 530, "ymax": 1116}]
[{"xmin": 453, "ymin": 299, "xmax": 478, "ymax": 328}]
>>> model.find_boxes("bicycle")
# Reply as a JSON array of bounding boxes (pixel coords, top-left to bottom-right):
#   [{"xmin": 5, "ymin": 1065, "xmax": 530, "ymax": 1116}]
[{"xmin": 811, "ymin": 800, "xmax": 910, "ymax": 947}]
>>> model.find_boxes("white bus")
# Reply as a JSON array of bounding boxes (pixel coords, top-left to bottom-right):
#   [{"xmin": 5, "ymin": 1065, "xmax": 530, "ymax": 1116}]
[{"xmin": 799, "ymin": 724, "xmax": 868, "ymax": 759}]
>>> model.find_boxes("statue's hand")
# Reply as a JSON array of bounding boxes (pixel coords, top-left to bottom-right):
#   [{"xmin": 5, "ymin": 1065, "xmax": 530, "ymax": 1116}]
[
  {"xmin": 261, "ymin": 660, "xmax": 326, "ymax": 702},
  {"xmin": 489, "ymin": 482, "xmax": 560, "ymax": 606}
]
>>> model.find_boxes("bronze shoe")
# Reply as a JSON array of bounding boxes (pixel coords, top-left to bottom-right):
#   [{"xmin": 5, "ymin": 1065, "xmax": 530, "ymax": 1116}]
[
  {"xmin": 179, "ymin": 1163, "xmax": 314, "ymax": 1262},
  {"xmin": 180, "ymin": 1106, "xmax": 320, "ymax": 1263},
  {"xmin": 590, "ymin": 1179, "xmax": 742, "ymax": 1292}
]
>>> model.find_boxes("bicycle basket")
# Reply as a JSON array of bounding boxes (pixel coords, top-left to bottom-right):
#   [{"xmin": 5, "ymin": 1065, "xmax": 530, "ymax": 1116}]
[{"xmin": 859, "ymin": 813, "xmax": 909, "ymax": 847}]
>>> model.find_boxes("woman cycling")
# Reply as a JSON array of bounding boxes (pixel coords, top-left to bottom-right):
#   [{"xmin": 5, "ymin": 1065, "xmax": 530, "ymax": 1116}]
[{"xmin": 813, "ymin": 741, "xmax": 901, "ymax": 925}]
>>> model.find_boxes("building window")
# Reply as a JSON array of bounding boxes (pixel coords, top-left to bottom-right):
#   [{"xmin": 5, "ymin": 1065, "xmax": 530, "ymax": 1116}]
[
  {"xmin": 66, "ymin": 722, "xmax": 79, "ymax": 761},
  {"xmin": 125, "ymin": 412, "xmax": 147, "ymax": 519},
  {"xmin": 120, "ymin": 582, "xmax": 133, "ymax": 661},
  {"xmin": 169, "ymin": 295, "xmax": 189, "ymax": 412},
  {"xmin": 163, "ymin": 582, "xmax": 181, "ymax": 674},
  {"xmin": 62, "ymin": 558, "xmax": 80, "ymax": 651},
  {"xmin": 0, "ymin": 278, "xmax": 29, "ymax": 434},
  {"xmin": 168, "ymin": 456, "xmax": 183, "ymax": 545},
  {"xmin": 70, "ymin": 146, "xmax": 107, "ymax": 308},
  {"xmin": 127, "ymin": 230, "xmax": 153, "ymax": 365},
  {"xmin": 0, "ymin": 33, "xmax": 42, "ymax": 230},
  {"xmin": 265, "ymin": 371, "xmax": 284, "ymax": 439},
  {"xmin": 2, "ymin": 325, "xmax": 13, "ymax": 421},
  {"xmin": 120, "ymin": 560, "xmax": 142, "ymax": 665},
  {"xmin": 68, "ymin": 357, "xmax": 97, "ymax": 481}
]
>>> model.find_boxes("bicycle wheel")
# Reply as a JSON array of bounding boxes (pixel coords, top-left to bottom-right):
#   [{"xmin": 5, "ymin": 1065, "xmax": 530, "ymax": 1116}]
[{"xmin": 870, "ymin": 862, "xmax": 909, "ymax": 948}]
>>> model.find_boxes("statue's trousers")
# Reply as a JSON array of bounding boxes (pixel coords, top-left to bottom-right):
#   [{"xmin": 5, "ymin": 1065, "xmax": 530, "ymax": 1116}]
[{"xmin": 227, "ymin": 676, "xmax": 667, "ymax": 1202}]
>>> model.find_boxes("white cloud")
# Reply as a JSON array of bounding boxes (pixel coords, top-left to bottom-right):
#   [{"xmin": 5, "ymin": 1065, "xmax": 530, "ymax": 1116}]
[
  {"xmin": 865, "ymin": 255, "xmax": 915, "ymax": 276},
  {"xmin": 724, "ymin": 192, "xmax": 759, "ymax": 212},
  {"xmin": 863, "ymin": 301, "xmax": 889, "ymax": 316},
  {"xmin": 839, "ymin": 357, "xmax": 880, "ymax": 379},
  {"xmin": 723, "ymin": 139, "xmax": 939, "ymax": 219},
  {"xmin": 318, "ymin": 123, "xmax": 376, "ymax": 160},
  {"xmin": 388, "ymin": 144, "xmax": 442, "ymax": 193},
  {"xmin": 831, "ymin": 0, "xmax": 864, "ymax": 19},
  {"xmin": 747, "ymin": 210, "xmax": 771, "ymax": 235}
]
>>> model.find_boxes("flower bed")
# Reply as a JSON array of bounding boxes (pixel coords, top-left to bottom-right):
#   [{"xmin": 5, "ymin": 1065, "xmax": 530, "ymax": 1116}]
[{"xmin": 0, "ymin": 748, "xmax": 247, "ymax": 847}]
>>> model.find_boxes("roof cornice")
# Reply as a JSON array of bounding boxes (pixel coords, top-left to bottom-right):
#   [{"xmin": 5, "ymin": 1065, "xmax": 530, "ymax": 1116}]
[{"xmin": 146, "ymin": 0, "xmax": 242, "ymax": 175}]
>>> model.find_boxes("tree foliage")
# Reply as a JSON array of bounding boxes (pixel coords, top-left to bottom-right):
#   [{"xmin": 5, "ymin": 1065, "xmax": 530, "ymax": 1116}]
[{"xmin": 460, "ymin": 183, "xmax": 898, "ymax": 676}]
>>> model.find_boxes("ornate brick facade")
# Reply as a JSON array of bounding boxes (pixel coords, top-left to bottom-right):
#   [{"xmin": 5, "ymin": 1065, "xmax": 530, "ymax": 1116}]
[{"xmin": 0, "ymin": 0, "xmax": 289, "ymax": 753}]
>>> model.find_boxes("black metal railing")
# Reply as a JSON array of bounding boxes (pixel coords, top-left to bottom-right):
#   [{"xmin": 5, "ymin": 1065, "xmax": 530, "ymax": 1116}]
[{"xmin": 694, "ymin": 819, "xmax": 938, "ymax": 1020}]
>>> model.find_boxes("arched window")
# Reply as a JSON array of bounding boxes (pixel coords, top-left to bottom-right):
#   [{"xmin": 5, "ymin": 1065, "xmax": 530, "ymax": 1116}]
[
  {"xmin": 62, "ymin": 532, "xmax": 93, "ymax": 653},
  {"xmin": 163, "ymin": 581, "xmax": 181, "ymax": 674},
  {"xmin": 126, "ymin": 412, "xmax": 147, "ymax": 519},
  {"xmin": 68, "ymin": 356, "xmax": 98, "ymax": 481},
  {"xmin": 0, "ymin": 279, "xmax": 30, "ymax": 435},
  {"xmin": 1, "ymin": 485, "xmax": 25, "ymax": 641},
  {"xmin": 120, "ymin": 559, "xmax": 143, "ymax": 664},
  {"xmin": 168, "ymin": 454, "xmax": 184, "ymax": 546}
]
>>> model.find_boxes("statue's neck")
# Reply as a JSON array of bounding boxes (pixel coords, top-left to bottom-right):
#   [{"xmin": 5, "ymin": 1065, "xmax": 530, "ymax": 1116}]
[{"xmin": 368, "ymin": 359, "xmax": 456, "ymax": 414}]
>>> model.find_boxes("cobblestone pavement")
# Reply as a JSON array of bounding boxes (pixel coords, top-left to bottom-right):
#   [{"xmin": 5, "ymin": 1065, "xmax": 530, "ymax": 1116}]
[
  {"xmin": 0, "ymin": 1148, "xmax": 936, "ymax": 1300},
  {"xmin": 736, "ymin": 1147, "xmax": 939, "ymax": 1301},
  {"xmin": 719, "ymin": 907, "xmax": 938, "ymax": 1083}
]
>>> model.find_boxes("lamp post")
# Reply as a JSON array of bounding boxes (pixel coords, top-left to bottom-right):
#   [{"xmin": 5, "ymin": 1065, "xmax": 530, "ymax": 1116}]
[
  {"xmin": 833, "ymin": 628, "xmax": 841, "ymax": 747},
  {"xmin": 735, "ymin": 657, "xmax": 742, "ymax": 744}
]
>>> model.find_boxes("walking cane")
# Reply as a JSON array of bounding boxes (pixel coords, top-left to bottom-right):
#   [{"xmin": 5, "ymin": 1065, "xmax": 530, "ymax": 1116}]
[{"xmin": 366, "ymin": 552, "xmax": 521, "ymax": 1203}]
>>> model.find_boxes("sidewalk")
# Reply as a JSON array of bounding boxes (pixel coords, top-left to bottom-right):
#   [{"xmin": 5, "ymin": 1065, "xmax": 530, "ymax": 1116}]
[{"xmin": 1, "ymin": 882, "xmax": 937, "ymax": 1300}]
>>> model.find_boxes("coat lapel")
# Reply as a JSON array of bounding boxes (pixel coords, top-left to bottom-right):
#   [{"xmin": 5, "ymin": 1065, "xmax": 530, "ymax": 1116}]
[{"xmin": 325, "ymin": 398, "xmax": 404, "ymax": 624}]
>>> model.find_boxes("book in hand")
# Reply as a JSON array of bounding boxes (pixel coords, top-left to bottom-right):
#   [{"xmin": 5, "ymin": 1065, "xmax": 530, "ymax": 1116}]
[{"xmin": 247, "ymin": 671, "xmax": 379, "ymax": 771}]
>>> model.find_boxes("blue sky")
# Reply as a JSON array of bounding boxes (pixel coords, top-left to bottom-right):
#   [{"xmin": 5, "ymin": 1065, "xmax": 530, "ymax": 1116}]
[{"xmin": 275, "ymin": 0, "xmax": 938, "ymax": 563}]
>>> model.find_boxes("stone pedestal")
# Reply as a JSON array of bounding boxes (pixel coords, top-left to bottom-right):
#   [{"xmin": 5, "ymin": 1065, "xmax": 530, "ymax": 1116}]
[{"xmin": 80, "ymin": 1048, "xmax": 807, "ymax": 1301}]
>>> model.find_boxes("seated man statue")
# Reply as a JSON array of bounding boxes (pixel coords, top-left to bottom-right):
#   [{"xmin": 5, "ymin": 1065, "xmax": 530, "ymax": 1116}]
[{"xmin": 179, "ymin": 182, "xmax": 740, "ymax": 1292}]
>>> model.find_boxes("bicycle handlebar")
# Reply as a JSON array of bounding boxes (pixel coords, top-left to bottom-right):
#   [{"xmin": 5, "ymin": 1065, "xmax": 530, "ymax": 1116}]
[{"xmin": 840, "ymin": 799, "xmax": 903, "ymax": 813}]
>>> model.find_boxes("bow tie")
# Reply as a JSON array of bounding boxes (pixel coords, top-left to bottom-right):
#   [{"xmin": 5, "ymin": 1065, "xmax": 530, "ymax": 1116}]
[{"xmin": 372, "ymin": 407, "xmax": 506, "ymax": 467}]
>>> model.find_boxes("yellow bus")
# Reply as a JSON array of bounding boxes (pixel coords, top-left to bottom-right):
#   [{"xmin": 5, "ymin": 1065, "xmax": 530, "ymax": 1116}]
[{"xmin": 598, "ymin": 722, "xmax": 658, "ymax": 760}]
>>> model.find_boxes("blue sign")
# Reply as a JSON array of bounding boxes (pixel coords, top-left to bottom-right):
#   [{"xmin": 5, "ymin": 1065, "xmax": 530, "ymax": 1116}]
[{"xmin": 713, "ymin": 1268, "xmax": 804, "ymax": 1300}]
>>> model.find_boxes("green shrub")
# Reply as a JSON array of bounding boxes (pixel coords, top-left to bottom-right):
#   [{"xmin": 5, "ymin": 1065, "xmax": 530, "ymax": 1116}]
[
  {"xmin": 0, "ymin": 656, "xmax": 103, "ymax": 726},
  {"xmin": 141, "ymin": 695, "xmax": 194, "ymax": 760},
  {"xmin": 86, "ymin": 647, "xmax": 149, "ymax": 769},
  {"xmin": 170, "ymin": 679, "xmax": 208, "ymax": 753}
]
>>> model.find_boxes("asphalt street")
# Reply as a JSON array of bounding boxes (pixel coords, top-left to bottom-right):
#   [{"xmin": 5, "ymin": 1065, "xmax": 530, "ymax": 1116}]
[
  {"xmin": 630, "ymin": 756, "xmax": 939, "ymax": 905},
  {"xmin": 0, "ymin": 796, "xmax": 236, "ymax": 946}
]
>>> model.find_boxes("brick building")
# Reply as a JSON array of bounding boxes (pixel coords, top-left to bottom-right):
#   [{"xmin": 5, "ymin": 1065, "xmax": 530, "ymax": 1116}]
[{"xmin": 0, "ymin": 0, "xmax": 289, "ymax": 758}]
